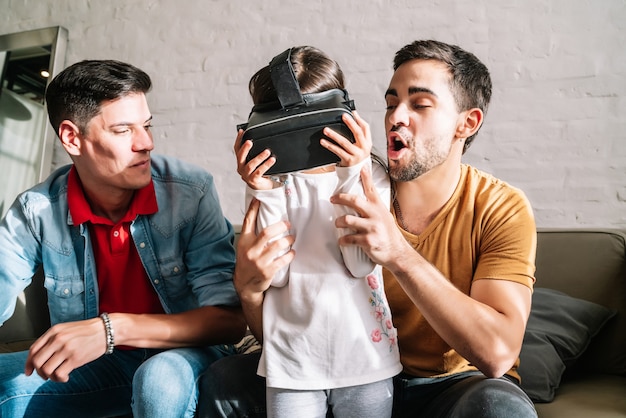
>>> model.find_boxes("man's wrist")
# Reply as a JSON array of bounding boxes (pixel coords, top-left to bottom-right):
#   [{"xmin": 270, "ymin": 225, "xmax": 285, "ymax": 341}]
[
  {"xmin": 236, "ymin": 286, "xmax": 265, "ymax": 308},
  {"xmin": 385, "ymin": 237, "xmax": 423, "ymax": 278},
  {"xmin": 100, "ymin": 312, "xmax": 115, "ymax": 355}
]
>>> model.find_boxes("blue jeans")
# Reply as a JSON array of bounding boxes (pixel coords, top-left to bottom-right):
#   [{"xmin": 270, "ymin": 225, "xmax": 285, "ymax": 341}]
[
  {"xmin": 0, "ymin": 345, "xmax": 234, "ymax": 418},
  {"xmin": 198, "ymin": 352, "xmax": 537, "ymax": 418}
]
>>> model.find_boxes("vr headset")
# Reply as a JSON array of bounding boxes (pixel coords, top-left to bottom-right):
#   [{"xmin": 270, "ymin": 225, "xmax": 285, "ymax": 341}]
[{"xmin": 237, "ymin": 48, "xmax": 356, "ymax": 175}]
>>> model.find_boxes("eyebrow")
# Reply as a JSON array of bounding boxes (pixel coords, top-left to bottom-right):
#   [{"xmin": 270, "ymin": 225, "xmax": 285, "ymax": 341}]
[
  {"xmin": 108, "ymin": 116, "xmax": 153, "ymax": 129},
  {"xmin": 385, "ymin": 86, "xmax": 438, "ymax": 98}
]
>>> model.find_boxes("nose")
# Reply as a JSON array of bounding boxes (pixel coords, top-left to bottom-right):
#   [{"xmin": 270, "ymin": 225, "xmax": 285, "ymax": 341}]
[
  {"xmin": 133, "ymin": 127, "xmax": 154, "ymax": 152},
  {"xmin": 387, "ymin": 103, "xmax": 409, "ymax": 127}
]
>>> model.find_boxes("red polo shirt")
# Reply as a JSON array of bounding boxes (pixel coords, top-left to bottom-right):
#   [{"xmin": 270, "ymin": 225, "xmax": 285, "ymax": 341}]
[{"xmin": 67, "ymin": 167, "xmax": 164, "ymax": 322}]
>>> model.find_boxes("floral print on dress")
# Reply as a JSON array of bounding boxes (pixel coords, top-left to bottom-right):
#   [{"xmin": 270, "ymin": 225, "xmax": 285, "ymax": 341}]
[
  {"xmin": 269, "ymin": 175, "xmax": 293, "ymax": 196},
  {"xmin": 282, "ymin": 177, "xmax": 292, "ymax": 196},
  {"xmin": 284, "ymin": 182, "xmax": 292, "ymax": 196},
  {"xmin": 367, "ymin": 273, "xmax": 397, "ymax": 351}
]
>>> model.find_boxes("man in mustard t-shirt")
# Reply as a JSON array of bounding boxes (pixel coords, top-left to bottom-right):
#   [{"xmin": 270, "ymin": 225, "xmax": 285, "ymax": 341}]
[
  {"xmin": 201, "ymin": 40, "xmax": 537, "ymax": 418},
  {"xmin": 334, "ymin": 39, "xmax": 537, "ymax": 417}
]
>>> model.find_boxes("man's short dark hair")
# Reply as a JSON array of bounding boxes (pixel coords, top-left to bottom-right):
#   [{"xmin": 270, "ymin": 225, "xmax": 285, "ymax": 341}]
[
  {"xmin": 45, "ymin": 60, "xmax": 152, "ymax": 135},
  {"xmin": 394, "ymin": 40, "xmax": 492, "ymax": 152}
]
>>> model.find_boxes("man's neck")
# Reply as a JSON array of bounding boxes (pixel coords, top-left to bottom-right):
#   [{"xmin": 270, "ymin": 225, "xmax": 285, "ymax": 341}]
[
  {"xmin": 82, "ymin": 186, "xmax": 135, "ymax": 224},
  {"xmin": 393, "ymin": 163, "xmax": 462, "ymax": 235}
]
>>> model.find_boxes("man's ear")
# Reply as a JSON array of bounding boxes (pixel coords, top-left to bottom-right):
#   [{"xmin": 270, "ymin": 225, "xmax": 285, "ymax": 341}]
[
  {"xmin": 455, "ymin": 108, "xmax": 483, "ymax": 140},
  {"xmin": 58, "ymin": 120, "xmax": 82, "ymax": 156}
]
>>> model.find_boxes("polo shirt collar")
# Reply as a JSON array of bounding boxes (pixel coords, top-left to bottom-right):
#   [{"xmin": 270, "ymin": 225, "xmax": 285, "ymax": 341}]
[{"xmin": 67, "ymin": 166, "xmax": 158, "ymax": 226}]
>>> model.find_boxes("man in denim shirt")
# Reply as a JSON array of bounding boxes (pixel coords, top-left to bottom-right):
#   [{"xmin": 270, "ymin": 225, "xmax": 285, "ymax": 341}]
[{"xmin": 0, "ymin": 60, "xmax": 246, "ymax": 418}]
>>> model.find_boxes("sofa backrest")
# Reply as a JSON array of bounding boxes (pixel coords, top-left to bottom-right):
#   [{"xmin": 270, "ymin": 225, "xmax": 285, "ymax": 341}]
[
  {"xmin": 535, "ymin": 229, "xmax": 626, "ymax": 375},
  {"xmin": 0, "ymin": 268, "xmax": 50, "ymax": 350},
  {"xmin": 3, "ymin": 227, "xmax": 625, "ymax": 376}
]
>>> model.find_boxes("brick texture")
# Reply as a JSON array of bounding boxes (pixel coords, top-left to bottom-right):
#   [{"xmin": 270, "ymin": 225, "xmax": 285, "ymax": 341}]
[{"xmin": 2, "ymin": 0, "xmax": 624, "ymax": 227}]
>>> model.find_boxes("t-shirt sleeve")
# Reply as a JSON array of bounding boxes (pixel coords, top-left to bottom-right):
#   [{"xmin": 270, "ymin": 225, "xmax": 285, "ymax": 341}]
[{"xmin": 473, "ymin": 186, "xmax": 536, "ymax": 289}]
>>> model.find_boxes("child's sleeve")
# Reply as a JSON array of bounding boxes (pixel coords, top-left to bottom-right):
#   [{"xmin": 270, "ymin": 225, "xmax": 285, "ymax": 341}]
[
  {"xmin": 333, "ymin": 156, "xmax": 391, "ymax": 278},
  {"xmin": 245, "ymin": 184, "xmax": 291, "ymax": 287}
]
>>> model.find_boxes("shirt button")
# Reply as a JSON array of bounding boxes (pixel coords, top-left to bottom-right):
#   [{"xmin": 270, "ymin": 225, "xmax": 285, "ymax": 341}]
[
  {"xmin": 63, "ymin": 288, "xmax": 70, "ymax": 295},
  {"xmin": 139, "ymin": 242, "xmax": 146, "ymax": 248},
  {"xmin": 113, "ymin": 231, "xmax": 120, "ymax": 237},
  {"xmin": 173, "ymin": 266, "xmax": 179, "ymax": 273},
  {"xmin": 154, "ymin": 279, "xmax": 159, "ymax": 284}
]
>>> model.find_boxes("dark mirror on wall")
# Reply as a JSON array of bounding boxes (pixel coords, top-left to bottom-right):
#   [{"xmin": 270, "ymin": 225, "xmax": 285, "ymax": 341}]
[{"xmin": 0, "ymin": 26, "xmax": 68, "ymax": 218}]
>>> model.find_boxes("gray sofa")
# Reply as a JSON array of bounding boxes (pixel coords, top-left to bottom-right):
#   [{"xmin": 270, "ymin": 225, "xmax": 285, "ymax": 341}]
[
  {"xmin": 524, "ymin": 229, "xmax": 626, "ymax": 417},
  {"xmin": 1, "ymin": 229, "xmax": 625, "ymax": 417}
]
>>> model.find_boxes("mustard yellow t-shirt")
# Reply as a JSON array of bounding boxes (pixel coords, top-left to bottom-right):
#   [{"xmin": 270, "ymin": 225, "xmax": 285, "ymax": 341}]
[{"xmin": 384, "ymin": 164, "xmax": 536, "ymax": 381}]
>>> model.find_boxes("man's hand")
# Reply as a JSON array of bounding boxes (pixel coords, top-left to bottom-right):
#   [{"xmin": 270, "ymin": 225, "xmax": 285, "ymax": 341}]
[
  {"xmin": 331, "ymin": 165, "xmax": 409, "ymax": 268},
  {"xmin": 25, "ymin": 318, "xmax": 107, "ymax": 382},
  {"xmin": 235, "ymin": 199, "xmax": 295, "ymax": 299},
  {"xmin": 234, "ymin": 199, "xmax": 295, "ymax": 341}
]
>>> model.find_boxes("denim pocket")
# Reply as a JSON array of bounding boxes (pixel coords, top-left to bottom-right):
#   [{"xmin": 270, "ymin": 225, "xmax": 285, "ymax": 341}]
[
  {"xmin": 158, "ymin": 258, "xmax": 188, "ymax": 298},
  {"xmin": 44, "ymin": 275, "xmax": 85, "ymax": 321}
]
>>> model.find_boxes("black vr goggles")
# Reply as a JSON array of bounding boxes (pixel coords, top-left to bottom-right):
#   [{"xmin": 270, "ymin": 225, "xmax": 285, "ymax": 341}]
[{"xmin": 237, "ymin": 48, "xmax": 356, "ymax": 175}]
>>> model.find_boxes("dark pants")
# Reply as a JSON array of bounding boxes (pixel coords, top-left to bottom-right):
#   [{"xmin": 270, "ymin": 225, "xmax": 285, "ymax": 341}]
[
  {"xmin": 393, "ymin": 372, "xmax": 537, "ymax": 418},
  {"xmin": 198, "ymin": 352, "xmax": 537, "ymax": 418}
]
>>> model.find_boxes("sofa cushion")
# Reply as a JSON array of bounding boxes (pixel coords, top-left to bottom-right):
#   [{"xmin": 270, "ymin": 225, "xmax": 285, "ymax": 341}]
[
  {"xmin": 0, "ymin": 339, "xmax": 34, "ymax": 353},
  {"xmin": 535, "ymin": 229, "xmax": 626, "ymax": 374},
  {"xmin": 533, "ymin": 374, "xmax": 626, "ymax": 418},
  {"xmin": 518, "ymin": 288, "xmax": 616, "ymax": 402}
]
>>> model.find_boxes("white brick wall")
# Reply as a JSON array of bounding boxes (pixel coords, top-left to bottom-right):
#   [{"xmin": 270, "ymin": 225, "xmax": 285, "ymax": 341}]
[{"xmin": 2, "ymin": 0, "xmax": 625, "ymax": 227}]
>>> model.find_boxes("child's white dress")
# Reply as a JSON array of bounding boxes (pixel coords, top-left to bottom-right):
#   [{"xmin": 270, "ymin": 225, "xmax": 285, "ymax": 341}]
[{"xmin": 246, "ymin": 157, "xmax": 402, "ymax": 390}]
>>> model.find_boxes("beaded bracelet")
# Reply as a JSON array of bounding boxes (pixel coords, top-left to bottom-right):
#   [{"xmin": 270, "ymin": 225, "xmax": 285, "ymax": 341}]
[{"xmin": 100, "ymin": 312, "xmax": 115, "ymax": 355}]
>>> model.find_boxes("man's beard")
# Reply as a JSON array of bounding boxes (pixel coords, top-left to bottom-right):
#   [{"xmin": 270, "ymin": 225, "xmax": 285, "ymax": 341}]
[
  {"xmin": 389, "ymin": 155, "xmax": 429, "ymax": 182},
  {"xmin": 388, "ymin": 137, "xmax": 450, "ymax": 182}
]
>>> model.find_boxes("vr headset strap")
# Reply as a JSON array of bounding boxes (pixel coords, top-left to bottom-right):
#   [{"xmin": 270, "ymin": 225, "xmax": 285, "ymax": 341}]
[{"xmin": 269, "ymin": 48, "xmax": 305, "ymax": 109}]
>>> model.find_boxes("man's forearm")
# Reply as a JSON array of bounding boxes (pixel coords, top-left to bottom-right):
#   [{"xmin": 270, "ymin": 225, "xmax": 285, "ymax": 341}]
[
  {"xmin": 109, "ymin": 305, "xmax": 247, "ymax": 349},
  {"xmin": 388, "ymin": 249, "xmax": 530, "ymax": 377}
]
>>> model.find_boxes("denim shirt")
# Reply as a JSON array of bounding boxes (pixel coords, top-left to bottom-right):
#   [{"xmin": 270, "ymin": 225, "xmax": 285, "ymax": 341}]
[{"xmin": 0, "ymin": 154, "xmax": 238, "ymax": 327}]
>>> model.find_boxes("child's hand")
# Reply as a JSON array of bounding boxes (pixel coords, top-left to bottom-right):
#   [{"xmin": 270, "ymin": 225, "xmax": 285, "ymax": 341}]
[
  {"xmin": 234, "ymin": 129, "xmax": 278, "ymax": 190},
  {"xmin": 320, "ymin": 111, "xmax": 372, "ymax": 167}
]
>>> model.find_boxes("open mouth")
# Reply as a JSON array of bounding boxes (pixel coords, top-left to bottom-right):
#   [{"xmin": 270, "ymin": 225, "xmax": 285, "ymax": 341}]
[
  {"xmin": 388, "ymin": 131, "xmax": 409, "ymax": 153},
  {"xmin": 392, "ymin": 138, "xmax": 406, "ymax": 151}
]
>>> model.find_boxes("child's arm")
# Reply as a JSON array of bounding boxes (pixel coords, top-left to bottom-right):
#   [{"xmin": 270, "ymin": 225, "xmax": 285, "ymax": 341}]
[
  {"xmin": 235, "ymin": 130, "xmax": 291, "ymax": 287},
  {"xmin": 244, "ymin": 186, "xmax": 291, "ymax": 287},
  {"xmin": 320, "ymin": 112, "xmax": 389, "ymax": 277}
]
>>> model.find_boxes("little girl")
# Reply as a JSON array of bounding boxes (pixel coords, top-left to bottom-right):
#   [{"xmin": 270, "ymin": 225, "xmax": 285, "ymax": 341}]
[{"xmin": 235, "ymin": 46, "xmax": 401, "ymax": 418}]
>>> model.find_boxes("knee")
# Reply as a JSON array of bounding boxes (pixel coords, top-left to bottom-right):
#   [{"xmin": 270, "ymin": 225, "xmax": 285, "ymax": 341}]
[
  {"xmin": 133, "ymin": 351, "xmax": 197, "ymax": 396},
  {"xmin": 201, "ymin": 352, "xmax": 255, "ymax": 391},
  {"xmin": 450, "ymin": 378, "xmax": 537, "ymax": 418},
  {"xmin": 197, "ymin": 353, "xmax": 266, "ymax": 418},
  {"xmin": 0, "ymin": 352, "xmax": 34, "ymax": 402},
  {"xmin": 0, "ymin": 352, "xmax": 54, "ymax": 417},
  {"xmin": 132, "ymin": 349, "xmax": 208, "ymax": 418}
]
